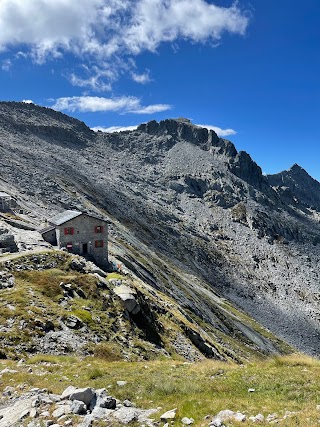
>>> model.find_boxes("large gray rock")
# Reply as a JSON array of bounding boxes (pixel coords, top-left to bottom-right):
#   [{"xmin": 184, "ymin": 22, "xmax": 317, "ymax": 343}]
[
  {"xmin": 71, "ymin": 399, "xmax": 86, "ymax": 415},
  {"xmin": 63, "ymin": 315, "xmax": 84, "ymax": 329},
  {"xmin": 77, "ymin": 414, "xmax": 93, "ymax": 427},
  {"xmin": 52, "ymin": 404, "xmax": 71, "ymax": 418},
  {"xmin": 61, "ymin": 386, "xmax": 76, "ymax": 400},
  {"xmin": 69, "ymin": 387, "xmax": 95, "ymax": 406},
  {"xmin": 160, "ymin": 408, "xmax": 177, "ymax": 421},
  {"xmin": 182, "ymin": 417, "xmax": 194, "ymax": 425},
  {"xmin": 70, "ymin": 257, "xmax": 86, "ymax": 272},
  {"xmin": 112, "ymin": 407, "xmax": 138, "ymax": 424},
  {"xmin": 97, "ymin": 396, "xmax": 116, "ymax": 409},
  {"xmin": 113, "ymin": 285, "xmax": 140, "ymax": 314},
  {"xmin": 0, "ymin": 398, "xmax": 36, "ymax": 427},
  {"xmin": 210, "ymin": 410, "xmax": 246, "ymax": 426}
]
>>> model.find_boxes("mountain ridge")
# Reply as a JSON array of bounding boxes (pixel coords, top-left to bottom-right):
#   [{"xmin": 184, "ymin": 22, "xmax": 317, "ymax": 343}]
[{"xmin": 1, "ymin": 101, "xmax": 320, "ymax": 358}]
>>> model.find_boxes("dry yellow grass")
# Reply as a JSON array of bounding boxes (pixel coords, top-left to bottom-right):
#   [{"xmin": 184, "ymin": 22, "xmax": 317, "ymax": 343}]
[{"xmin": 0, "ymin": 354, "xmax": 319, "ymax": 426}]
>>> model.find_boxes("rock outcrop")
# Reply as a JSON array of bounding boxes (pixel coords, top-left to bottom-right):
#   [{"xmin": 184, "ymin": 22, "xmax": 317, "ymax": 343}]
[
  {"xmin": 267, "ymin": 163, "xmax": 320, "ymax": 210},
  {"xmin": 0, "ymin": 385, "xmax": 158, "ymax": 427},
  {"xmin": 0, "ymin": 228, "xmax": 17, "ymax": 253}
]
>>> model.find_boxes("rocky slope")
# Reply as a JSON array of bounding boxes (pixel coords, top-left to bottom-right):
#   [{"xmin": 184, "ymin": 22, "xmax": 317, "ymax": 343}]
[
  {"xmin": 0, "ymin": 248, "xmax": 288, "ymax": 362},
  {"xmin": 0, "ymin": 102, "xmax": 320, "ymax": 357}
]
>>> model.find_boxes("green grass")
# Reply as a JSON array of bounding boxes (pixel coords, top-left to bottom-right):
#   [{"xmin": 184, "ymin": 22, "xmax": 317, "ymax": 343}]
[
  {"xmin": 107, "ymin": 272, "xmax": 127, "ymax": 280},
  {"xmin": 70, "ymin": 308, "xmax": 93, "ymax": 325},
  {"xmin": 0, "ymin": 354, "xmax": 320, "ymax": 426}
]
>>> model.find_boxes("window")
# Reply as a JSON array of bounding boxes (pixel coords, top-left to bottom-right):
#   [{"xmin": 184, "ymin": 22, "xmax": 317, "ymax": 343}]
[
  {"xmin": 95, "ymin": 226, "xmax": 104, "ymax": 233},
  {"xmin": 95, "ymin": 240, "xmax": 104, "ymax": 248},
  {"xmin": 64, "ymin": 227, "xmax": 74, "ymax": 235}
]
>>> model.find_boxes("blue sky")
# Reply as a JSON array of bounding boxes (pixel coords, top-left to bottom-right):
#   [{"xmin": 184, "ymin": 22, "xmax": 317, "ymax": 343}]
[{"xmin": 0, "ymin": 0, "xmax": 319, "ymax": 180}]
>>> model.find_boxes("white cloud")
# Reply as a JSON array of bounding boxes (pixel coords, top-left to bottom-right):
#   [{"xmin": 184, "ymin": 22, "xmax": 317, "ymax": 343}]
[
  {"xmin": 196, "ymin": 123, "xmax": 237, "ymax": 137},
  {"xmin": 130, "ymin": 104, "xmax": 171, "ymax": 114},
  {"xmin": 92, "ymin": 125, "xmax": 139, "ymax": 132},
  {"xmin": 51, "ymin": 95, "xmax": 172, "ymax": 114},
  {"xmin": 22, "ymin": 99, "xmax": 34, "ymax": 104},
  {"xmin": 1, "ymin": 59, "xmax": 12, "ymax": 71},
  {"xmin": 69, "ymin": 72, "xmax": 112, "ymax": 92},
  {"xmin": 0, "ymin": 0, "xmax": 249, "ymax": 88},
  {"xmin": 123, "ymin": 0, "xmax": 249, "ymax": 54},
  {"xmin": 132, "ymin": 71, "xmax": 151, "ymax": 84},
  {"xmin": 0, "ymin": 0, "xmax": 105, "ymax": 61}
]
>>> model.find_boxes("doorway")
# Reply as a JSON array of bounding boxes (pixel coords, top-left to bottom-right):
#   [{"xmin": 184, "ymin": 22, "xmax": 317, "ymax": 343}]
[{"xmin": 82, "ymin": 243, "xmax": 88, "ymax": 254}]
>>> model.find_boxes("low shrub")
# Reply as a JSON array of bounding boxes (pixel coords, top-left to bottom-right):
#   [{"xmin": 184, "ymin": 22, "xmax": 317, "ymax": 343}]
[{"xmin": 94, "ymin": 342, "xmax": 123, "ymax": 361}]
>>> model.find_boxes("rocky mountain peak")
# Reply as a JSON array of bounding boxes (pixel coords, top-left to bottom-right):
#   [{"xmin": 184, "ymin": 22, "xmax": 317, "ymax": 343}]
[
  {"xmin": 137, "ymin": 118, "xmax": 211, "ymax": 142},
  {"xmin": 137, "ymin": 118, "xmax": 237, "ymax": 157},
  {"xmin": 289, "ymin": 163, "xmax": 304, "ymax": 171},
  {"xmin": 266, "ymin": 163, "xmax": 320, "ymax": 210},
  {"xmin": 287, "ymin": 163, "xmax": 311, "ymax": 177}
]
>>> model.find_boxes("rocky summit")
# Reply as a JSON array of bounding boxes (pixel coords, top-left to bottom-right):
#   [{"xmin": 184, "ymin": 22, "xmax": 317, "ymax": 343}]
[{"xmin": 1, "ymin": 101, "xmax": 320, "ymax": 359}]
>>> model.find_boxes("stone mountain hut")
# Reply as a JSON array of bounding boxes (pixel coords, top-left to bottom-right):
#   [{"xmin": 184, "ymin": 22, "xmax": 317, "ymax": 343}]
[{"xmin": 40, "ymin": 210, "xmax": 109, "ymax": 267}]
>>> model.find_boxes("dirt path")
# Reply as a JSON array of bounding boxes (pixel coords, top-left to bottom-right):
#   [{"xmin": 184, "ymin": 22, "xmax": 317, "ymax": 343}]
[{"xmin": 0, "ymin": 248, "xmax": 54, "ymax": 264}]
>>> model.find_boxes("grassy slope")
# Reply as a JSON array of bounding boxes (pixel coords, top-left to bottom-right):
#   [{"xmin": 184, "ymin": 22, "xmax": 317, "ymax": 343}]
[
  {"xmin": 0, "ymin": 354, "xmax": 320, "ymax": 426},
  {"xmin": 0, "ymin": 251, "xmax": 292, "ymax": 361}
]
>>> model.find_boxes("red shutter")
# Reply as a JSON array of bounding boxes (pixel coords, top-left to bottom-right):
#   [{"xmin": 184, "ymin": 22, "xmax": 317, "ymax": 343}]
[{"xmin": 64, "ymin": 227, "xmax": 74, "ymax": 235}]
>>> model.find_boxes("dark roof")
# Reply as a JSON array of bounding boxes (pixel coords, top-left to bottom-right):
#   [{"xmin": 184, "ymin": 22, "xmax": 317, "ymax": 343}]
[
  {"xmin": 49, "ymin": 210, "xmax": 82, "ymax": 225},
  {"xmin": 39, "ymin": 225, "xmax": 56, "ymax": 234},
  {"xmin": 48, "ymin": 210, "xmax": 111, "ymax": 226}
]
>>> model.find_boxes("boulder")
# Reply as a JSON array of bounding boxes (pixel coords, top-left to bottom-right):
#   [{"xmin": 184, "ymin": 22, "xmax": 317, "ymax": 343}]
[
  {"xmin": 85, "ymin": 262, "xmax": 107, "ymax": 277},
  {"xmin": 71, "ymin": 399, "xmax": 87, "ymax": 415},
  {"xmin": 60, "ymin": 386, "xmax": 76, "ymax": 400},
  {"xmin": 182, "ymin": 417, "xmax": 194, "ymax": 425},
  {"xmin": 114, "ymin": 285, "xmax": 140, "ymax": 314},
  {"xmin": 98, "ymin": 396, "xmax": 116, "ymax": 409},
  {"xmin": 160, "ymin": 408, "xmax": 177, "ymax": 421},
  {"xmin": 69, "ymin": 387, "xmax": 95, "ymax": 406},
  {"xmin": 210, "ymin": 410, "xmax": 246, "ymax": 426},
  {"xmin": 112, "ymin": 407, "xmax": 138, "ymax": 424},
  {"xmin": 63, "ymin": 315, "xmax": 84, "ymax": 329},
  {"xmin": 52, "ymin": 405, "xmax": 71, "ymax": 418},
  {"xmin": 70, "ymin": 257, "xmax": 86, "ymax": 272},
  {"xmin": 0, "ymin": 398, "xmax": 36, "ymax": 427},
  {"xmin": 77, "ymin": 414, "xmax": 93, "ymax": 427}
]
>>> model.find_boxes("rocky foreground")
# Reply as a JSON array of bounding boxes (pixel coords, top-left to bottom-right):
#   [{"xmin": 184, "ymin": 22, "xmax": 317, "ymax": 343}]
[
  {"xmin": 0, "ymin": 377, "xmax": 305, "ymax": 427},
  {"xmin": 0, "ymin": 381, "xmax": 158, "ymax": 427},
  {"xmin": 1, "ymin": 352, "xmax": 320, "ymax": 426}
]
